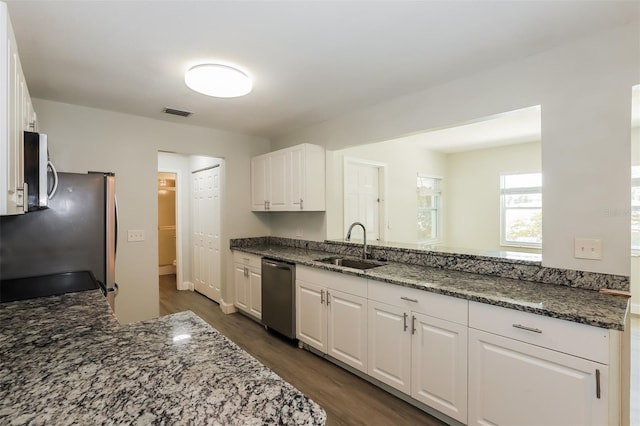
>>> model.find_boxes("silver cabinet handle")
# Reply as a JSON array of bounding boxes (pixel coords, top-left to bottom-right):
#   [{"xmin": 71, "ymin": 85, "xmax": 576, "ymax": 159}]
[
  {"xmin": 400, "ymin": 296, "xmax": 418, "ymax": 303},
  {"xmin": 320, "ymin": 289, "xmax": 325, "ymax": 305},
  {"xmin": 326, "ymin": 291, "xmax": 331, "ymax": 305},
  {"xmin": 244, "ymin": 267, "xmax": 249, "ymax": 278},
  {"xmin": 300, "ymin": 198, "xmax": 303, "ymax": 210},
  {"xmin": 512, "ymin": 324, "xmax": 542, "ymax": 334},
  {"xmin": 411, "ymin": 315, "xmax": 416, "ymax": 335},
  {"xmin": 267, "ymin": 200, "xmax": 270, "ymax": 210},
  {"xmin": 596, "ymin": 369, "xmax": 601, "ymax": 399},
  {"xmin": 17, "ymin": 183, "xmax": 27, "ymax": 212},
  {"xmin": 403, "ymin": 312, "xmax": 408, "ymax": 332}
]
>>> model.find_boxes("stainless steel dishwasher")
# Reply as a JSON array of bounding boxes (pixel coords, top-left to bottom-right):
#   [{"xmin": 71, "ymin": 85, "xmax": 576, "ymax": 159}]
[{"xmin": 261, "ymin": 258, "xmax": 296, "ymax": 339}]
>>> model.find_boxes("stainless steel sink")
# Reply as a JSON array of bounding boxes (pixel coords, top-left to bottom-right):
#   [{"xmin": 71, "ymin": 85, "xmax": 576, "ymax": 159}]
[{"xmin": 315, "ymin": 256, "xmax": 385, "ymax": 270}]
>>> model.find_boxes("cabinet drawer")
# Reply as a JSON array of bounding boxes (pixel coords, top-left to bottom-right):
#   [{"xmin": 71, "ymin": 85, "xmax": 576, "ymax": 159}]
[
  {"xmin": 297, "ymin": 265, "xmax": 367, "ymax": 297},
  {"xmin": 368, "ymin": 280, "xmax": 468, "ymax": 325},
  {"xmin": 233, "ymin": 251, "xmax": 262, "ymax": 269},
  {"xmin": 469, "ymin": 301, "xmax": 609, "ymax": 364}
]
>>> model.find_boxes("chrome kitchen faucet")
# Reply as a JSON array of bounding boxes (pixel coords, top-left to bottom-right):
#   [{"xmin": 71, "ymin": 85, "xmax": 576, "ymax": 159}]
[{"xmin": 346, "ymin": 222, "xmax": 368, "ymax": 259}]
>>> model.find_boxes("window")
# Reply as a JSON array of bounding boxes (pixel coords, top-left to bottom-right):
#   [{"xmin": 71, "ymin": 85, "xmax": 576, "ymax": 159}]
[
  {"xmin": 417, "ymin": 175, "xmax": 442, "ymax": 243},
  {"xmin": 632, "ymin": 166, "xmax": 640, "ymax": 251},
  {"xmin": 500, "ymin": 173, "xmax": 542, "ymax": 247}
]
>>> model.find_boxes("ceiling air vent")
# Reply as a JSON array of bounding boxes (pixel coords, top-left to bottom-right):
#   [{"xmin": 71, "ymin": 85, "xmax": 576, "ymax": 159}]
[{"xmin": 163, "ymin": 107, "xmax": 192, "ymax": 117}]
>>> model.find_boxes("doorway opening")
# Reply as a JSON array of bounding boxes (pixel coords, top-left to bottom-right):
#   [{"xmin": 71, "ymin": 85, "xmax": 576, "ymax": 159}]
[
  {"xmin": 158, "ymin": 172, "xmax": 177, "ymax": 278},
  {"xmin": 157, "ymin": 152, "xmax": 223, "ymax": 305}
]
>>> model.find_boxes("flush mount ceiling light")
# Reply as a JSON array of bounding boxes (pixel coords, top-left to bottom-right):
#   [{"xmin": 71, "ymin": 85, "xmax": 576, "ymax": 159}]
[{"xmin": 184, "ymin": 64, "xmax": 252, "ymax": 98}]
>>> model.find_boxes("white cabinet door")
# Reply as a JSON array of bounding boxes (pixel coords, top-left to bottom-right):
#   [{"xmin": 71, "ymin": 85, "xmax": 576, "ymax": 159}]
[
  {"xmin": 367, "ymin": 300, "xmax": 411, "ymax": 394},
  {"xmin": 250, "ymin": 155, "xmax": 268, "ymax": 211},
  {"xmin": 296, "ymin": 280, "xmax": 327, "ymax": 353},
  {"xmin": 268, "ymin": 150, "xmax": 288, "ymax": 210},
  {"xmin": 289, "ymin": 145, "xmax": 304, "ymax": 210},
  {"xmin": 327, "ymin": 289, "xmax": 367, "ymax": 373},
  {"xmin": 2, "ymin": 6, "xmax": 26, "ymax": 216},
  {"xmin": 192, "ymin": 168, "xmax": 221, "ymax": 303},
  {"xmin": 412, "ymin": 312, "xmax": 468, "ymax": 423},
  {"xmin": 234, "ymin": 263, "xmax": 249, "ymax": 312},
  {"xmin": 248, "ymin": 268, "xmax": 262, "ymax": 319},
  {"xmin": 468, "ymin": 328, "xmax": 608, "ymax": 426}
]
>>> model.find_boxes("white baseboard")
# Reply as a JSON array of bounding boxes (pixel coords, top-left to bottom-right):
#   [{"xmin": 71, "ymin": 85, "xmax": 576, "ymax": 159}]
[
  {"xmin": 159, "ymin": 265, "xmax": 176, "ymax": 275},
  {"xmin": 631, "ymin": 302, "xmax": 639, "ymax": 316},
  {"xmin": 178, "ymin": 281, "xmax": 193, "ymax": 291},
  {"xmin": 219, "ymin": 299, "xmax": 237, "ymax": 314}
]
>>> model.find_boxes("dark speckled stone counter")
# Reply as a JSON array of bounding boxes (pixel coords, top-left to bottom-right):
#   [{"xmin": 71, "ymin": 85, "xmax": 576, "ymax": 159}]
[
  {"xmin": 0, "ymin": 291, "xmax": 326, "ymax": 425},
  {"xmin": 233, "ymin": 243, "xmax": 628, "ymax": 331}
]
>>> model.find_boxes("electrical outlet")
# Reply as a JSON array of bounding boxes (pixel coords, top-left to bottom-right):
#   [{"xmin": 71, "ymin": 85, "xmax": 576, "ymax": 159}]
[
  {"xmin": 296, "ymin": 228, "xmax": 303, "ymax": 238},
  {"xmin": 574, "ymin": 238, "xmax": 602, "ymax": 260},
  {"xmin": 127, "ymin": 229, "xmax": 145, "ymax": 242}
]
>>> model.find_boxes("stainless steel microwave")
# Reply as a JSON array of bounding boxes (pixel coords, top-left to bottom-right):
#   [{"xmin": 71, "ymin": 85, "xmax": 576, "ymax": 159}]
[{"xmin": 24, "ymin": 131, "xmax": 58, "ymax": 211}]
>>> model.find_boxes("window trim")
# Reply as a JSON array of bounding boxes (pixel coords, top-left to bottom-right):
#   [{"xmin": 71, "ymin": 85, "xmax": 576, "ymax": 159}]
[
  {"xmin": 500, "ymin": 173, "xmax": 542, "ymax": 249},
  {"xmin": 631, "ymin": 174, "xmax": 640, "ymax": 253}
]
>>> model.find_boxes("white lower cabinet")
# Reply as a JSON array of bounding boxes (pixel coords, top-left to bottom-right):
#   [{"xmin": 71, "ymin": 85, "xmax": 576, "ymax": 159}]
[
  {"xmin": 290, "ymin": 266, "xmax": 621, "ymax": 426},
  {"xmin": 367, "ymin": 282, "xmax": 468, "ymax": 423},
  {"xmin": 296, "ymin": 266, "xmax": 368, "ymax": 373},
  {"xmin": 412, "ymin": 312, "xmax": 468, "ymax": 421},
  {"xmin": 297, "ymin": 280, "xmax": 327, "ymax": 352},
  {"xmin": 468, "ymin": 329, "xmax": 608, "ymax": 426},
  {"xmin": 367, "ymin": 300, "xmax": 412, "ymax": 393},
  {"xmin": 233, "ymin": 252, "xmax": 262, "ymax": 320},
  {"xmin": 468, "ymin": 301, "xmax": 612, "ymax": 426}
]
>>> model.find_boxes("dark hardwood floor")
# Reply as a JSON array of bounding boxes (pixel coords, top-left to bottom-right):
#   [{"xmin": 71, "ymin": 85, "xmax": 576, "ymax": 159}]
[{"xmin": 159, "ymin": 275, "xmax": 447, "ymax": 426}]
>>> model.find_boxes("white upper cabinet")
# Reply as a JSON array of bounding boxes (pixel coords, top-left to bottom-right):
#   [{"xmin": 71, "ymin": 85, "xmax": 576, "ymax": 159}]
[
  {"xmin": 1, "ymin": 3, "xmax": 36, "ymax": 216},
  {"xmin": 251, "ymin": 143, "xmax": 325, "ymax": 212}
]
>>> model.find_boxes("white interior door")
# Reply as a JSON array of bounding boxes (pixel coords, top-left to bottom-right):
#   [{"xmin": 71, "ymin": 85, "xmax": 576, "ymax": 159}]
[
  {"xmin": 192, "ymin": 166, "xmax": 221, "ymax": 303},
  {"xmin": 344, "ymin": 160, "xmax": 382, "ymax": 241}
]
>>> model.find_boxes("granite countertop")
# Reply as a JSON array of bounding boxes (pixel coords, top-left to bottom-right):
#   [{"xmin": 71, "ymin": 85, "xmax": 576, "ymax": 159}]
[
  {"xmin": 235, "ymin": 244, "xmax": 629, "ymax": 331},
  {"xmin": 0, "ymin": 290, "xmax": 326, "ymax": 425}
]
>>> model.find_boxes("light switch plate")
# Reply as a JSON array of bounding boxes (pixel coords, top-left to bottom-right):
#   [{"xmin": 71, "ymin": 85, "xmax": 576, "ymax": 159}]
[
  {"xmin": 574, "ymin": 238, "xmax": 602, "ymax": 260},
  {"xmin": 127, "ymin": 229, "xmax": 145, "ymax": 242}
]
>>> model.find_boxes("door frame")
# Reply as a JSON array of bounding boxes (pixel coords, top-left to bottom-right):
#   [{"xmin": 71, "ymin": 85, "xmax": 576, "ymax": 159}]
[
  {"xmin": 158, "ymin": 168, "xmax": 184, "ymax": 290},
  {"xmin": 343, "ymin": 157, "xmax": 388, "ymax": 242}
]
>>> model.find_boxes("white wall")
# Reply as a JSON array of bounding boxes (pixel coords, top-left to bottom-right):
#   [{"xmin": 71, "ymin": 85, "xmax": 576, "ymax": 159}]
[
  {"xmin": 35, "ymin": 98, "xmax": 271, "ymax": 323},
  {"xmin": 446, "ymin": 141, "xmax": 541, "ymax": 251},
  {"xmin": 272, "ymin": 22, "xmax": 639, "ymax": 276}
]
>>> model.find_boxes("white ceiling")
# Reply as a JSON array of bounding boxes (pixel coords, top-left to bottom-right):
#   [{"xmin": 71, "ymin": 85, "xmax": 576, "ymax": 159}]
[
  {"xmin": 5, "ymin": 1, "xmax": 638, "ymax": 141},
  {"xmin": 391, "ymin": 105, "xmax": 541, "ymax": 153}
]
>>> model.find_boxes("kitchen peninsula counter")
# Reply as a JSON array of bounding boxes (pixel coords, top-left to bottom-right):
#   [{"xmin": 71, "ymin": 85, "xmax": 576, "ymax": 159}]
[
  {"xmin": 0, "ymin": 291, "xmax": 326, "ymax": 425},
  {"xmin": 232, "ymin": 242, "xmax": 629, "ymax": 331}
]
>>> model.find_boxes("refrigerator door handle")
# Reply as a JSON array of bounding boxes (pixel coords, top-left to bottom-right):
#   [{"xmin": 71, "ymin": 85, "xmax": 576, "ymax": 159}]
[
  {"xmin": 114, "ymin": 194, "xmax": 119, "ymax": 257},
  {"xmin": 47, "ymin": 161, "xmax": 59, "ymax": 200}
]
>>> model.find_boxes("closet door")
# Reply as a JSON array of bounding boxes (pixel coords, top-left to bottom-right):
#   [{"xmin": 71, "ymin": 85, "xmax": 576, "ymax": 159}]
[{"xmin": 192, "ymin": 167, "xmax": 221, "ymax": 302}]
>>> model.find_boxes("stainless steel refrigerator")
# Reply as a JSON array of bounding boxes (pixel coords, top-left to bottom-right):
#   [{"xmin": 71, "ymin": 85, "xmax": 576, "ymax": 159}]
[{"xmin": 0, "ymin": 172, "xmax": 117, "ymax": 308}]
